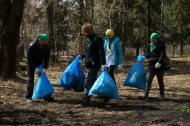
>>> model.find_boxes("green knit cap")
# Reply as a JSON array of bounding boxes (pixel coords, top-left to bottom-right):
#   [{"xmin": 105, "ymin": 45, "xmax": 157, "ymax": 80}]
[
  {"xmin": 39, "ymin": 34, "xmax": 48, "ymax": 41},
  {"xmin": 150, "ymin": 33, "xmax": 160, "ymax": 40}
]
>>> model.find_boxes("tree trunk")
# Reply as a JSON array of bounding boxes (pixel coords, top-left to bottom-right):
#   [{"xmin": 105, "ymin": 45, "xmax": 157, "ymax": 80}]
[
  {"xmin": 79, "ymin": 0, "xmax": 84, "ymax": 54},
  {"xmin": 47, "ymin": 0, "xmax": 55, "ymax": 62},
  {"xmin": 135, "ymin": 47, "xmax": 139, "ymax": 57},
  {"xmin": 91, "ymin": 0, "xmax": 94, "ymax": 22},
  {"xmin": 0, "ymin": 0, "xmax": 4, "ymax": 74},
  {"xmin": 180, "ymin": 34, "xmax": 184, "ymax": 57},
  {"xmin": 122, "ymin": 0, "xmax": 128, "ymax": 57},
  {"xmin": 0, "ymin": 0, "xmax": 25, "ymax": 79},
  {"xmin": 160, "ymin": 0, "xmax": 164, "ymax": 36},
  {"xmin": 172, "ymin": 45, "xmax": 174, "ymax": 57},
  {"xmin": 122, "ymin": 20, "xmax": 126, "ymax": 57},
  {"xmin": 147, "ymin": 0, "xmax": 151, "ymax": 47}
]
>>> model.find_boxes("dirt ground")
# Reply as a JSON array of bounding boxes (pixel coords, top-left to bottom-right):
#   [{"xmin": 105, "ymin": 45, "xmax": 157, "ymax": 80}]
[{"xmin": 0, "ymin": 57, "xmax": 190, "ymax": 126}]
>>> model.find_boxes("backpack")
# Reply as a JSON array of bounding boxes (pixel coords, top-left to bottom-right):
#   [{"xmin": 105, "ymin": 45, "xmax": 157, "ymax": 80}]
[{"xmin": 163, "ymin": 56, "xmax": 173, "ymax": 71}]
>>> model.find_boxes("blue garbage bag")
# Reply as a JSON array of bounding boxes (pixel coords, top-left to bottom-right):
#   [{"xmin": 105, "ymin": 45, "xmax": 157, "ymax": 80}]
[
  {"xmin": 123, "ymin": 61, "xmax": 146, "ymax": 90},
  {"xmin": 32, "ymin": 65, "xmax": 54, "ymax": 99},
  {"xmin": 59, "ymin": 56, "xmax": 85, "ymax": 92},
  {"xmin": 88, "ymin": 68, "xmax": 120, "ymax": 100}
]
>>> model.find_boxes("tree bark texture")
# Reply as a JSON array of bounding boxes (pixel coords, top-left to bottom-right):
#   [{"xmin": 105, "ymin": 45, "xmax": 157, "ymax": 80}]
[
  {"xmin": 0, "ymin": 0, "xmax": 25, "ymax": 79},
  {"xmin": 46, "ymin": 0, "xmax": 54, "ymax": 61},
  {"xmin": 147, "ymin": 0, "xmax": 151, "ymax": 47}
]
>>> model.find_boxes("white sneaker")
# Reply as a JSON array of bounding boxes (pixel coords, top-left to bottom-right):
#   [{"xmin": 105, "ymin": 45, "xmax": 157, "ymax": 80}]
[{"xmin": 158, "ymin": 95, "xmax": 165, "ymax": 100}]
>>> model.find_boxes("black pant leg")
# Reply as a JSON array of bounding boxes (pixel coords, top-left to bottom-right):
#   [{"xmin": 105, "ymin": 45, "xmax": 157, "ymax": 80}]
[
  {"xmin": 156, "ymin": 70, "xmax": 165, "ymax": 95},
  {"xmin": 107, "ymin": 65, "xmax": 116, "ymax": 83},
  {"xmin": 26, "ymin": 67, "xmax": 35, "ymax": 99},
  {"xmin": 83, "ymin": 67, "xmax": 99, "ymax": 102}
]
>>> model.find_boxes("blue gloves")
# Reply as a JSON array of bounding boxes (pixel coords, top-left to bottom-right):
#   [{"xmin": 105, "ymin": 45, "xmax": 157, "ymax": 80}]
[{"xmin": 137, "ymin": 55, "xmax": 146, "ymax": 61}]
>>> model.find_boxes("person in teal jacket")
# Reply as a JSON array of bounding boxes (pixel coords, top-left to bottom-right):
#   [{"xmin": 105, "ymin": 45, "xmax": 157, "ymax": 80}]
[{"xmin": 103, "ymin": 29, "xmax": 123, "ymax": 103}]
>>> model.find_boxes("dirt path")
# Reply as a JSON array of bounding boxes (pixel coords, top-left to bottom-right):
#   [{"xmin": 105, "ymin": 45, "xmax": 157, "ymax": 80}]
[{"xmin": 0, "ymin": 57, "xmax": 190, "ymax": 126}]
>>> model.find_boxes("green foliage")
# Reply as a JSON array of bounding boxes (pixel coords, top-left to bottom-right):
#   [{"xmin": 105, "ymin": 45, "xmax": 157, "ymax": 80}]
[
  {"xmin": 163, "ymin": 0, "xmax": 190, "ymax": 45},
  {"xmin": 54, "ymin": 2, "xmax": 70, "ymax": 51},
  {"xmin": 21, "ymin": 0, "xmax": 190, "ymax": 55},
  {"xmin": 175, "ymin": 103, "xmax": 190, "ymax": 113}
]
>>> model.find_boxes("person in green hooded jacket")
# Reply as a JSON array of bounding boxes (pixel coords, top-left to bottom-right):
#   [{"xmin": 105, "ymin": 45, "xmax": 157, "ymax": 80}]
[{"xmin": 138, "ymin": 32, "xmax": 166, "ymax": 101}]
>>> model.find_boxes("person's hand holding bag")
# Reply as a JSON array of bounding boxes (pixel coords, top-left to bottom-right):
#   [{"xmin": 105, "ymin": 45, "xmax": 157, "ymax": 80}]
[
  {"xmin": 35, "ymin": 67, "xmax": 41, "ymax": 76},
  {"xmin": 101, "ymin": 64, "xmax": 107, "ymax": 69},
  {"xmin": 42, "ymin": 68, "xmax": 46, "ymax": 74},
  {"xmin": 137, "ymin": 55, "xmax": 146, "ymax": 61}
]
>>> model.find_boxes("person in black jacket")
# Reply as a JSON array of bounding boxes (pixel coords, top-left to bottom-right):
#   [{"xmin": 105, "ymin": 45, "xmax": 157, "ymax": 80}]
[
  {"xmin": 80, "ymin": 23, "xmax": 106, "ymax": 106},
  {"xmin": 138, "ymin": 32, "xmax": 166, "ymax": 101},
  {"xmin": 26, "ymin": 34, "xmax": 51, "ymax": 102}
]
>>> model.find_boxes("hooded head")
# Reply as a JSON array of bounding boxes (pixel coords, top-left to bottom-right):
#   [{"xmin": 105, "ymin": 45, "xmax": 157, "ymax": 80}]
[{"xmin": 106, "ymin": 29, "xmax": 114, "ymax": 38}]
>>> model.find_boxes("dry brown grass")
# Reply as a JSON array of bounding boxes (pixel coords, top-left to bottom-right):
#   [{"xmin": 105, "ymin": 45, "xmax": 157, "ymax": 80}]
[{"xmin": 0, "ymin": 57, "xmax": 190, "ymax": 125}]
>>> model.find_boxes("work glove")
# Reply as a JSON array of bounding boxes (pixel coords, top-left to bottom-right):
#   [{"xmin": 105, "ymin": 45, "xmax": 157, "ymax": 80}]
[
  {"xmin": 118, "ymin": 64, "xmax": 123, "ymax": 70},
  {"xmin": 137, "ymin": 55, "xmax": 146, "ymax": 61},
  {"xmin": 35, "ymin": 67, "xmax": 41, "ymax": 76},
  {"xmin": 76, "ymin": 55, "xmax": 82, "ymax": 62},
  {"xmin": 101, "ymin": 64, "xmax": 107, "ymax": 69},
  {"xmin": 155, "ymin": 63, "xmax": 161, "ymax": 69},
  {"xmin": 42, "ymin": 68, "xmax": 46, "ymax": 74}
]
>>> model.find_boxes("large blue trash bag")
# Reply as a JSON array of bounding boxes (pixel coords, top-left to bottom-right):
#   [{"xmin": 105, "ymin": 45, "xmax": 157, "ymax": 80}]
[
  {"xmin": 59, "ymin": 56, "xmax": 85, "ymax": 92},
  {"xmin": 32, "ymin": 65, "xmax": 54, "ymax": 99},
  {"xmin": 88, "ymin": 68, "xmax": 120, "ymax": 100},
  {"xmin": 123, "ymin": 61, "xmax": 146, "ymax": 90},
  {"xmin": 72, "ymin": 56, "xmax": 85, "ymax": 92}
]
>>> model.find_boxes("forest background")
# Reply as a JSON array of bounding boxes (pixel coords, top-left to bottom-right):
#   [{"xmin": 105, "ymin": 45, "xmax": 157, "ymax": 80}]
[{"xmin": 1, "ymin": 0, "xmax": 190, "ymax": 79}]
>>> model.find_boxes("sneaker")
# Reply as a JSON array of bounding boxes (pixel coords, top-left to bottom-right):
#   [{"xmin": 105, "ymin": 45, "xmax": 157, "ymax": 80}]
[
  {"xmin": 138, "ymin": 96, "xmax": 148, "ymax": 101},
  {"xmin": 43, "ymin": 97, "xmax": 54, "ymax": 102},
  {"xmin": 26, "ymin": 98, "xmax": 33, "ymax": 103},
  {"xmin": 158, "ymin": 95, "xmax": 165, "ymax": 100}
]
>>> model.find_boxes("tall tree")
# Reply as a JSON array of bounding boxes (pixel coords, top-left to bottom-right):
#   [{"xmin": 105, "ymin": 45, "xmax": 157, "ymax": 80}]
[
  {"xmin": 79, "ymin": 0, "xmax": 84, "ymax": 54},
  {"xmin": 163, "ymin": 0, "xmax": 190, "ymax": 56},
  {"xmin": 0, "ymin": 0, "xmax": 25, "ymax": 79},
  {"xmin": 54, "ymin": 1, "xmax": 70, "ymax": 53},
  {"xmin": 0, "ymin": 0, "xmax": 4, "ymax": 74},
  {"xmin": 46, "ymin": 0, "xmax": 54, "ymax": 60},
  {"xmin": 147, "ymin": 0, "xmax": 151, "ymax": 46}
]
